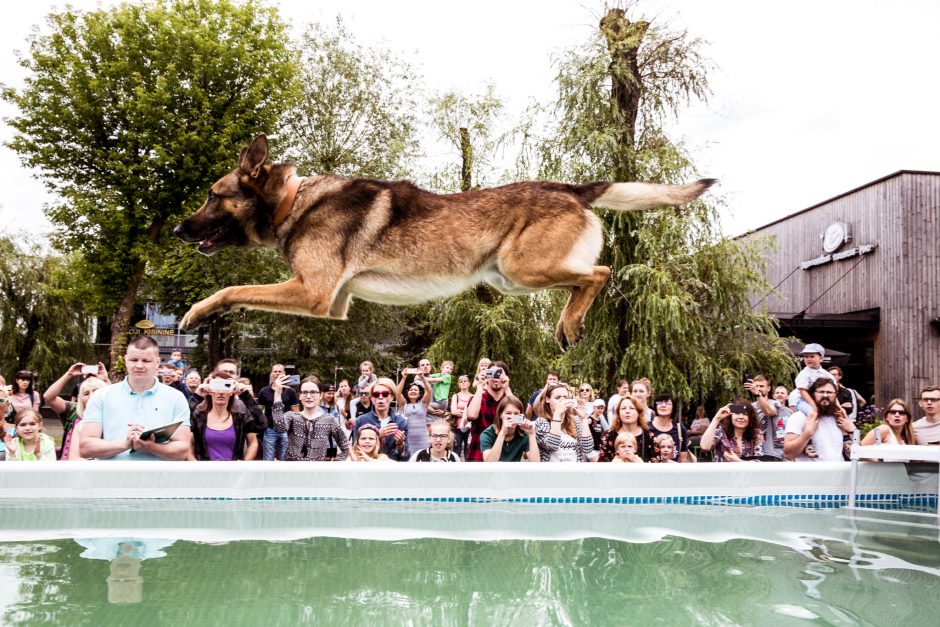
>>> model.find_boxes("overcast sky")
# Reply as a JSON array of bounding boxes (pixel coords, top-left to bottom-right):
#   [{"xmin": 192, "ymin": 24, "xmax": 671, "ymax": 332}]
[{"xmin": 1, "ymin": 0, "xmax": 938, "ymax": 238}]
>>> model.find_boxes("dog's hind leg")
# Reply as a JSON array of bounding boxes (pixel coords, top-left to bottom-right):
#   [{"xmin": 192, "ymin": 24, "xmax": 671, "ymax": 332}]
[
  {"xmin": 179, "ymin": 276, "xmax": 337, "ymax": 330},
  {"xmin": 328, "ymin": 287, "xmax": 353, "ymax": 319},
  {"xmin": 553, "ymin": 266, "xmax": 611, "ymax": 349}
]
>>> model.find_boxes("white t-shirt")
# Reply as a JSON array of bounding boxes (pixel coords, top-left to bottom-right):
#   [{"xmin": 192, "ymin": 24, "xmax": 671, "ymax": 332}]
[
  {"xmin": 794, "ymin": 366, "xmax": 835, "ymax": 391},
  {"xmin": 606, "ymin": 394, "xmax": 621, "ymax": 420},
  {"xmin": 785, "ymin": 411, "xmax": 845, "ymax": 462},
  {"xmin": 913, "ymin": 417, "xmax": 940, "ymax": 446}
]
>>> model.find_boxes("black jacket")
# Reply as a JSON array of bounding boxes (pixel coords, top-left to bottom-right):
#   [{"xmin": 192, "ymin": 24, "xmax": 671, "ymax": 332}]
[{"xmin": 190, "ymin": 391, "xmax": 266, "ymax": 460}]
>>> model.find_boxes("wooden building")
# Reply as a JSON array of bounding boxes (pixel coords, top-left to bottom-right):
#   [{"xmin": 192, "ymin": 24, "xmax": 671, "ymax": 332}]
[{"xmin": 745, "ymin": 170, "xmax": 940, "ymax": 406}]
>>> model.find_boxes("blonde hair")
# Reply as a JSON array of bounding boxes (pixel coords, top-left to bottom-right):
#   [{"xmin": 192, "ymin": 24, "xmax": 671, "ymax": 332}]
[
  {"xmin": 654, "ymin": 433, "xmax": 674, "ymax": 451},
  {"xmin": 76, "ymin": 377, "xmax": 107, "ymax": 419},
  {"xmin": 614, "ymin": 431, "xmax": 637, "ymax": 450}
]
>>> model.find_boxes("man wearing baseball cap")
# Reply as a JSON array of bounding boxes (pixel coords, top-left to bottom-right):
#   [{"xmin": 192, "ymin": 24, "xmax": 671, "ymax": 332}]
[{"xmin": 791, "ymin": 343, "xmax": 836, "ymax": 415}]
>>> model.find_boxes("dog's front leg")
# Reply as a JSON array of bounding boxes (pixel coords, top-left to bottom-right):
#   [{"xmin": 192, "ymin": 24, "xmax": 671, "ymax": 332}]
[{"xmin": 179, "ymin": 276, "xmax": 336, "ymax": 330}]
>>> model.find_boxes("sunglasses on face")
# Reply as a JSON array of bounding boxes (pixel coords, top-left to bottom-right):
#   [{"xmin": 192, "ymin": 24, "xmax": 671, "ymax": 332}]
[
  {"xmin": 580, "ymin": 388, "xmax": 591, "ymax": 392},
  {"xmin": 372, "ymin": 391, "xmax": 392, "ymax": 399},
  {"xmin": 886, "ymin": 409, "xmax": 909, "ymax": 416}
]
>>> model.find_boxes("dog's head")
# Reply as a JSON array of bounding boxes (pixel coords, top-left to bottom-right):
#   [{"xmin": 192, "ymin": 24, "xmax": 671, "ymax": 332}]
[{"xmin": 174, "ymin": 135, "xmax": 285, "ymax": 255}]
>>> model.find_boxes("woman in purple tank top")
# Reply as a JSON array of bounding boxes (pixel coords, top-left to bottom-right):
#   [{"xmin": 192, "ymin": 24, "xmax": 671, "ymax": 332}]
[{"xmin": 190, "ymin": 370, "xmax": 266, "ymax": 461}]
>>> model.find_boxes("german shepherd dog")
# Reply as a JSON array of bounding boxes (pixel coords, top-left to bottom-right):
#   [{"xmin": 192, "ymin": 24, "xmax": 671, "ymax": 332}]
[{"xmin": 175, "ymin": 135, "xmax": 714, "ymax": 348}]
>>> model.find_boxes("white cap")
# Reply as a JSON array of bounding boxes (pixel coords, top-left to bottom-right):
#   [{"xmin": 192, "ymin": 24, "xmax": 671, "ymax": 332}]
[{"xmin": 800, "ymin": 343, "xmax": 825, "ymax": 357}]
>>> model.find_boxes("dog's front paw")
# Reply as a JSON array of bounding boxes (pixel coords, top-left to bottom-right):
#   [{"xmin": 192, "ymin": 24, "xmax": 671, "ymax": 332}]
[{"xmin": 179, "ymin": 306, "xmax": 211, "ymax": 332}]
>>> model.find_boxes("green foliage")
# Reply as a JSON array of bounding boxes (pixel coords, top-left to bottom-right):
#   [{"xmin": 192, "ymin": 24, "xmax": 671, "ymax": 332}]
[
  {"xmin": 426, "ymin": 83, "xmax": 507, "ymax": 190},
  {"xmin": 529, "ymin": 6, "xmax": 794, "ymax": 401},
  {"xmin": 3, "ymin": 0, "xmax": 298, "ymax": 333},
  {"xmin": 279, "ymin": 19, "xmax": 420, "ymax": 179},
  {"xmin": 149, "ymin": 17, "xmax": 427, "ymax": 378},
  {"xmin": 0, "ymin": 235, "xmax": 93, "ymax": 379},
  {"xmin": 424, "ymin": 291, "xmax": 557, "ymax": 397}
]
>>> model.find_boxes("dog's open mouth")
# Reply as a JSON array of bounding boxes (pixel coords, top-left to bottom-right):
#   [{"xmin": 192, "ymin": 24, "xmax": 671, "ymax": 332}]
[{"xmin": 197, "ymin": 227, "xmax": 228, "ymax": 255}]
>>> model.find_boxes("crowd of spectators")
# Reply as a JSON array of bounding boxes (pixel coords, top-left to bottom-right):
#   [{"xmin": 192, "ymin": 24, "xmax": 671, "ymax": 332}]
[{"xmin": 1, "ymin": 338, "xmax": 938, "ymax": 464}]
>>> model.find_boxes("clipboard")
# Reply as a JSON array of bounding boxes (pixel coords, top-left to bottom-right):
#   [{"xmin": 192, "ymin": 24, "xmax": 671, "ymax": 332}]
[{"xmin": 138, "ymin": 421, "xmax": 183, "ymax": 444}]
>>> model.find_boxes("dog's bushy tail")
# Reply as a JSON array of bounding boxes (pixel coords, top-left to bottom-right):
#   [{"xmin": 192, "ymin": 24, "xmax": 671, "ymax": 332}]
[{"xmin": 589, "ymin": 178, "xmax": 716, "ymax": 212}]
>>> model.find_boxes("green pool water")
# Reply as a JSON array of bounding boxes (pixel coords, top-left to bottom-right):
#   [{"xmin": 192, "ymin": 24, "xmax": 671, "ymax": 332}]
[{"xmin": 0, "ymin": 502, "xmax": 937, "ymax": 625}]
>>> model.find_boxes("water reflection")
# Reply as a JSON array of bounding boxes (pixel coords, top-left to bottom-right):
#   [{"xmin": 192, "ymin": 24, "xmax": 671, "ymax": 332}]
[
  {"xmin": 73, "ymin": 539, "xmax": 175, "ymax": 604},
  {"xmin": 0, "ymin": 503, "xmax": 937, "ymax": 624}
]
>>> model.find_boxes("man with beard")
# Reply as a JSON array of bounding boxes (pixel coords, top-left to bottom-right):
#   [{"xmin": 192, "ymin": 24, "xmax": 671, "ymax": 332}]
[
  {"xmin": 783, "ymin": 378, "xmax": 855, "ymax": 462},
  {"xmin": 465, "ymin": 361, "xmax": 511, "ymax": 462}
]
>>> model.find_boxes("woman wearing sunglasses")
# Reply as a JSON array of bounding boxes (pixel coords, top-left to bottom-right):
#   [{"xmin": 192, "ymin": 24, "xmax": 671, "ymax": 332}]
[
  {"xmin": 272, "ymin": 376, "xmax": 349, "ymax": 461},
  {"xmin": 351, "ymin": 378, "xmax": 409, "ymax": 461},
  {"xmin": 860, "ymin": 399, "xmax": 915, "ymax": 461},
  {"xmin": 575, "ymin": 383, "xmax": 595, "ymax": 419},
  {"xmin": 700, "ymin": 400, "xmax": 764, "ymax": 462}
]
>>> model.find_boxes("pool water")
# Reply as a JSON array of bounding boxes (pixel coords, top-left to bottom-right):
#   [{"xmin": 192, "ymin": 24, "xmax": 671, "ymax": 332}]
[{"xmin": 0, "ymin": 502, "xmax": 937, "ymax": 625}]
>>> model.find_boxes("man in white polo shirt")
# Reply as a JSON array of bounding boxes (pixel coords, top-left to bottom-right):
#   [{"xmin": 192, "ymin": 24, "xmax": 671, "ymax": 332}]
[{"xmin": 81, "ymin": 336, "xmax": 192, "ymax": 460}]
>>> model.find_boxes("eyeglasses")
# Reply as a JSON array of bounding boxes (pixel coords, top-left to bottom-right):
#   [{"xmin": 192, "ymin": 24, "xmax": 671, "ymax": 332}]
[
  {"xmin": 299, "ymin": 390, "xmax": 320, "ymax": 396},
  {"xmin": 886, "ymin": 409, "xmax": 909, "ymax": 416},
  {"xmin": 429, "ymin": 434, "xmax": 449, "ymax": 440},
  {"xmin": 921, "ymin": 397, "xmax": 940, "ymax": 403},
  {"xmin": 579, "ymin": 388, "xmax": 591, "ymax": 392},
  {"xmin": 814, "ymin": 391, "xmax": 835, "ymax": 396},
  {"xmin": 359, "ymin": 391, "xmax": 370, "ymax": 396},
  {"xmin": 371, "ymin": 391, "xmax": 392, "ymax": 398},
  {"xmin": 655, "ymin": 400, "xmax": 672, "ymax": 406}
]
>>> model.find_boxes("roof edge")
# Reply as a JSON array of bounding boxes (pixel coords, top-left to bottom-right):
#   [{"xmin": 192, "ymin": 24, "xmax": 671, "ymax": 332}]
[{"xmin": 742, "ymin": 169, "xmax": 940, "ymax": 236}]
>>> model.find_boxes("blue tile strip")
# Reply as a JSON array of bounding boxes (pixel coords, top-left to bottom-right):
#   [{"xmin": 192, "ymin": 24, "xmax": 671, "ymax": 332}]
[{"xmin": 140, "ymin": 493, "xmax": 938, "ymax": 511}]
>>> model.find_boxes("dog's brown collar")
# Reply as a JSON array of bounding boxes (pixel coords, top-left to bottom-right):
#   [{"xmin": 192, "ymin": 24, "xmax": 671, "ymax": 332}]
[{"xmin": 272, "ymin": 175, "xmax": 302, "ymax": 230}]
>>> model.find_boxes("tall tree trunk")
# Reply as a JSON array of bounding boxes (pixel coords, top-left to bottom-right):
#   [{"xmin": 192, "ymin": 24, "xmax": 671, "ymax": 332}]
[
  {"xmin": 461, "ymin": 125, "xmax": 494, "ymax": 304},
  {"xmin": 600, "ymin": 8, "xmax": 648, "ymax": 182},
  {"xmin": 109, "ymin": 258, "xmax": 148, "ymax": 367},
  {"xmin": 599, "ymin": 8, "xmax": 648, "ymax": 385},
  {"xmin": 459, "ymin": 127, "xmax": 473, "ymax": 192},
  {"xmin": 108, "ymin": 219, "xmax": 165, "ymax": 368}
]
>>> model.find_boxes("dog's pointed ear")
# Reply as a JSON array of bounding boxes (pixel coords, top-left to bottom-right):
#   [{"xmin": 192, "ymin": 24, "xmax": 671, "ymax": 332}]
[{"xmin": 238, "ymin": 135, "xmax": 269, "ymax": 179}]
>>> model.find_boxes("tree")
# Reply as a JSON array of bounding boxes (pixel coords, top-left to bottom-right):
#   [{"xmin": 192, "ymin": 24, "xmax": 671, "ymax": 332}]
[
  {"xmin": 3, "ymin": 0, "xmax": 298, "ymax": 365},
  {"xmin": 418, "ymin": 87, "xmax": 557, "ymax": 395},
  {"xmin": 149, "ymin": 18, "xmax": 427, "ymax": 380},
  {"xmin": 278, "ymin": 19, "xmax": 421, "ymax": 179},
  {"xmin": 0, "ymin": 235, "xmax": 94, "ymax": 379},
  {"xmin": 532, "ymin": 5, "xmax": 794, "ymax": 400}
]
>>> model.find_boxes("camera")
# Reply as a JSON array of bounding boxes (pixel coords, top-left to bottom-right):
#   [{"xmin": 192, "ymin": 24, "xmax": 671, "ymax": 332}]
[
  {"xmin": 209, "ymin": 378, "xmax": 235, "ymax": 393},
  {"xmin": 81, "ymin": 364, "xmax": 98, "ymax": 375},
  {"xmin": 729, "ymin": 404, "xmax": 748, "ymax": 414},
  {"xmin": 742, "ymin": 374, "xmax": 754, "ymax": 384},
  {"xmin": 485, "ymin": 367, "xmax": 503, "ymax": 380},
  {"xmin": 403, "ymin": 368, "xmax": 419, "ymax": 375},
  {"xmin": 286, "ymin": 375, "xmax": 301, "ymax": 386},
  {"xmin": 512, "ymin": 415, "xmax": 525, "ymax": 425}
]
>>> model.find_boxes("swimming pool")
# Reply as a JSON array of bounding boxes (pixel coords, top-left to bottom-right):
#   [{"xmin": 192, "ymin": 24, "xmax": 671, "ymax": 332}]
[{"xmin": 0, "ymin": 463, "xmax": 937, "ymax": 624}]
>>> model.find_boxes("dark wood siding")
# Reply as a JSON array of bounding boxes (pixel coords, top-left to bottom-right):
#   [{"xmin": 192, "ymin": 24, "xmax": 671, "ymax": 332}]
[{"xmin": 746, "ymin": 171, "xmax": 940, "ymax": 405}]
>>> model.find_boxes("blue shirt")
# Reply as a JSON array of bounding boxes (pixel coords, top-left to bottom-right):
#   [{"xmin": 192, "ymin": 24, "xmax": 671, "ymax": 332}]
[
  {"xmin": 83, "ymin": 378, "xmax": 191, "ymax": 461},
  {"xmin": 352, "ymin": 411, "xmax": 409, "ymax": 461}
]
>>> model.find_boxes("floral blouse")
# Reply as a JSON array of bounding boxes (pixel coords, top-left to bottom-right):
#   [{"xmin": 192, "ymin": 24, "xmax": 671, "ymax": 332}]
[{"xmin": 711, "ymin": 426, "xmax": 763, "ymax": 462}]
